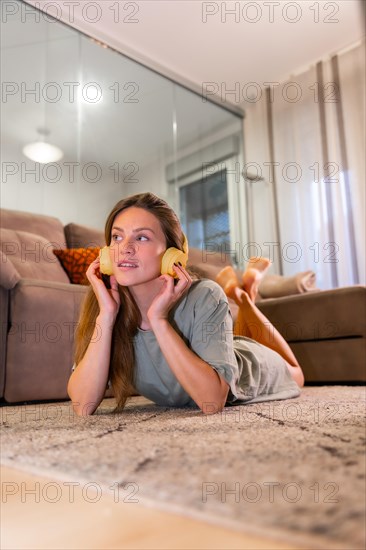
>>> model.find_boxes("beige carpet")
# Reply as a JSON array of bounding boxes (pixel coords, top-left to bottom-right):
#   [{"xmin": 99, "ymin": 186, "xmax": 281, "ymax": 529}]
[{"xmin": 1, "ymin": 386, "xmax": 365, "ymax": 549}]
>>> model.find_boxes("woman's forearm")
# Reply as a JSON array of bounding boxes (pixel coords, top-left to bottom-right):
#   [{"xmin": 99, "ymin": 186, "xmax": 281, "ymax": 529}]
[
  {"xmin": 150, "ymin": 319, "xmax": 229, "ymax": 414},
  {"xmin": 67, "ymin": 314, "xmax": 115, "ymax": 416}
]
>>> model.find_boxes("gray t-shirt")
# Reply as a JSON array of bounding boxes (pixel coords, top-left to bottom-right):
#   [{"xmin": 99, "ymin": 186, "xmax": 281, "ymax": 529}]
[{"xmin": 132, "ymin": 279, "xmax": 300, "ymax": 408}]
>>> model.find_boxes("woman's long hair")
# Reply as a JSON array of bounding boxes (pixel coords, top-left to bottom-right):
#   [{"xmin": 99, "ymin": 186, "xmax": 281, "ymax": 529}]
[{"xmin": 74, "ymin": 192, "xmax": 198, "ymax": 412}]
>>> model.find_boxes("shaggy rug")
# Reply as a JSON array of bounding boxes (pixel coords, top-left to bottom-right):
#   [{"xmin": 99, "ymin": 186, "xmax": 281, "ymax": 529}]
[{"xmin": 1, "ymin": 386, "xmax": 365, "ymax": 549}]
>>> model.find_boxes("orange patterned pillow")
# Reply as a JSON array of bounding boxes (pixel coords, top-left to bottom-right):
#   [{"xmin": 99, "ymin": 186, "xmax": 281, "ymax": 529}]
[{"xmin": 53, "ymin": 247, "xmax": 100, "ymax": 285}]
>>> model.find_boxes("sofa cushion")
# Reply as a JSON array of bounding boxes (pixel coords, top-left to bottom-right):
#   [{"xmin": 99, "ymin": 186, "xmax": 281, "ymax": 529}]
[
  {"xmin": 0, "ymin": 208, "xmax": 65, "ymax": 247},
  {"xmin": 258, "ymin": 271, "xmax": 320, "ymax": 298},
  {"xmin": 0, "ymin": 228, "xmax": 69, "ymax": 284},
  {"xmin": 64, "ymin": 223, "xmax": 104, "ymax": 249},
  {"xmin": 53, "ymin": 247, "xmax": 100, "ymax": 284}
]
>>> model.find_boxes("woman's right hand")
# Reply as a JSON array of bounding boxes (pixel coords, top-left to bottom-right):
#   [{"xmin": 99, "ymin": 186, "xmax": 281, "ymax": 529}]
[{"xmin": 85, "ymin": 257, "xmax": 120, "ymax": 321}]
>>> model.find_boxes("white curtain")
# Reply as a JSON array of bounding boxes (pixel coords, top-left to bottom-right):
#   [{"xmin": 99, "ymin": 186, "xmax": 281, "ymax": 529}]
[{"xmin": 244, "ymin": 40, "xmax": 365, "ymax": 289}]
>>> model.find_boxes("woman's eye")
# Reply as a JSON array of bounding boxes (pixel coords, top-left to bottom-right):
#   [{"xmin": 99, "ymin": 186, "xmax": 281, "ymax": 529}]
[{"xmin": 111, "ymin": 234, "xmax": 148, "ymax": 242}]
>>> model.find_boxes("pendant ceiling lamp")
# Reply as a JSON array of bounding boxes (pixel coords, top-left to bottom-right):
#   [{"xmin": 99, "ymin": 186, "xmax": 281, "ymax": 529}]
[{"xmin": 22, "ymin": 128, "xmax": 63, "ymax": 164}]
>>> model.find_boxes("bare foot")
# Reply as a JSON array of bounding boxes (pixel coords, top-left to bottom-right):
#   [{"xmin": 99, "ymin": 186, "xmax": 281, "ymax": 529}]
[
  {"xmin": 215, "ymin": 266, "xmax": 239, "ymax": 301},
  {"xmin": 242, "ymin": 257, "xmax": 271, "ymax": 302}
]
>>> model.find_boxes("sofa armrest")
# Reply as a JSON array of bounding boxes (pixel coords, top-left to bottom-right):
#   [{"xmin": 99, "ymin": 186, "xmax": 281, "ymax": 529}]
[
  {"xmin": 0, "ymin": 251, "xmax": 20, "ymax": 290},
  {"xmin": 4, "ymin": 278, "xmax": 88, "ymax": 402},
  {"xmin": 0, "ymin": 286, "xmax": 10, "ymax": 398},
  {"xmin": 257, "ymin": 286, "xmax": 366, "ymax": 341}
]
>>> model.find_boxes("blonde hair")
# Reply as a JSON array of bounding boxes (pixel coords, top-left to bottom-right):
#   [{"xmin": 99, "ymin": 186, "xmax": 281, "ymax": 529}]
[{"xmin": 74, "ymin": 192, "xmax": 197, "ymax": 412}]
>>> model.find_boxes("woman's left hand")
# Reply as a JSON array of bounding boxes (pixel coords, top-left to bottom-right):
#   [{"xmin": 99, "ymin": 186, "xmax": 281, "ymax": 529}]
[{"xmin": 147, "ymin": 264, "xmax": 192, "ymax": 326}]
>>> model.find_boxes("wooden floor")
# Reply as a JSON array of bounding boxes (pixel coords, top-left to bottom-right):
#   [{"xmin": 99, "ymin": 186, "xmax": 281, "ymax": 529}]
[{"xmin": 1, "ymin": 465, "xmax": 301, "ymax": 550}]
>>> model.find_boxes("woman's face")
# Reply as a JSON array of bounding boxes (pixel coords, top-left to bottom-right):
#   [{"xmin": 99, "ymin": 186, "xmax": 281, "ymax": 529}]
[{"xmin": 109, "ymin": 206, "xmax": 167, "ymax": 287}]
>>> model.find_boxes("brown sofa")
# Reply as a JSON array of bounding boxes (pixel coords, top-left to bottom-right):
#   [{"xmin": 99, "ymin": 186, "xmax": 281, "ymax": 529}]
[{"xmin": 1, "ymin": 208, "xmax": 365, "ymax": 404}]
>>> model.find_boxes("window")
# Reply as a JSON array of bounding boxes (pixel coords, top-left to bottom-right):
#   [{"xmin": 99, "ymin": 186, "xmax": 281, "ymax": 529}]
[{"xmin": 179, "ymin": 169, "xmax": 230, "ymax": 251}]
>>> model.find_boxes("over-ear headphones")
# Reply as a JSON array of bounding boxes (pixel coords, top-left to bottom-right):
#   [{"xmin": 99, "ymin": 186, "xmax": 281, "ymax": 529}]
[
  {"xmin": 99, "ymin": 234, "xmax": 189, "ymax": 279},
  {"xmin": 161, "ymin": 234, "xmax": 189, "ymax": 278},
  {"xmin": 99, "ymin": 246, "xmax": 114, "ymax": 275}
]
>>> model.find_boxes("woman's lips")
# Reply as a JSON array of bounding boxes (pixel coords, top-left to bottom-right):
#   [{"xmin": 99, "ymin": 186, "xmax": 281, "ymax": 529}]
[{"xmin": 117, "ymin": 262, "xmax": 139, "ymax": 271}]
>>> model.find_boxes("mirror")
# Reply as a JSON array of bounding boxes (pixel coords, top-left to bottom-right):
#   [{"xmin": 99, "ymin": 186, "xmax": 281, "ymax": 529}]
[{"xmin": 1, "ymin": 0, "xmax": 245, "ymax": 262}]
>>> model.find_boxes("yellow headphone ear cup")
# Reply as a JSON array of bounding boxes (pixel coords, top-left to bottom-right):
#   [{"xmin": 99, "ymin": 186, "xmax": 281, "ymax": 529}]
[
  {"xmin": 161, "ymin": 233, "xmax": 189, "ymax": 278},
  {"xmin": 99, "ymin": 246, "xmax": 114, "ymax": 275},
  {"xmin": 182, "ymin": 234, "xmax": 189, "ymax": 255}
]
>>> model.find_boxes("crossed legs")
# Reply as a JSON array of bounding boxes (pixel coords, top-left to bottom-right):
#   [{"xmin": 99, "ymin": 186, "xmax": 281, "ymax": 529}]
[{"xmin": 216, "ymin": 258, "xmax": 305, "ymax": 388}]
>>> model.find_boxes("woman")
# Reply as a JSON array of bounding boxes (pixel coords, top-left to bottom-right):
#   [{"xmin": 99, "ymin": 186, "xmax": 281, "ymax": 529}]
[{"xmin": 68, "ymin": 192, "xmax": 304, "ymax": 416}]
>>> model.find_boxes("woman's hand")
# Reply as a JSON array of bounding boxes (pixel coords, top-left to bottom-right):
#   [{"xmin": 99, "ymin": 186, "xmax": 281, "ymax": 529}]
[
  {"xmin": 147, "ymin": 264, "xmax": 192, "ymax": 326},
  {"xmin": 85, "ymin": 257, "xmax": 120, "ymax": 321}
]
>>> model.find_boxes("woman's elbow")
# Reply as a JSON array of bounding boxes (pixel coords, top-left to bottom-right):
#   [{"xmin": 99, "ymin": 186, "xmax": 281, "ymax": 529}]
[
  {"xmin": 200, "ymin": 383, "xmax": 229, "ymax": 415},
  {"xmin": 70, "ymin": 399, "xmax": 98, "ymax": 417},
  {"xmin": 67, "ymin": 385, "xmax": 98, "ymax": 416},
  {"xmin": 200, "ymin": 400, "xmax": 226, "ymax": 415}
]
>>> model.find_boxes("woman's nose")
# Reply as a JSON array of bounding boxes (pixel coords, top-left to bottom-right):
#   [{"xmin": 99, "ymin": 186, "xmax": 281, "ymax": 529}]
[{"xmin": 121, "ymin": 238, "xmax": 137, "ymax": 253}]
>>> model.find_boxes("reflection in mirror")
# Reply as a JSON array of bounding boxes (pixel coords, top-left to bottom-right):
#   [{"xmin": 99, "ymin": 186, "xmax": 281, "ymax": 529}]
[{"xmin": 1, "ymin": 0, "xmax": 245, "ymax": 260}]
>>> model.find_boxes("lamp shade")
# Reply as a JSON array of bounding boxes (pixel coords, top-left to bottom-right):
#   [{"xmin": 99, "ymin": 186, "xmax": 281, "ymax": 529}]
[{"xmin": 22, "ymin": 141, "xmax": 64, "ymax": 163}]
